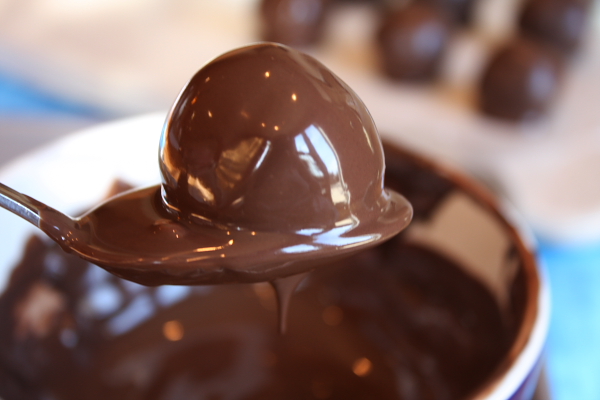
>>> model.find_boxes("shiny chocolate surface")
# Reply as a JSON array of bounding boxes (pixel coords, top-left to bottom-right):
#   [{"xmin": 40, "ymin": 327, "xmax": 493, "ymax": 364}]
[
  {"xmin": 160, "ymin": 43, "xmax": 393, "ymax": 233},
  {"xmin": 38, "ymin": 43, "xmax": 411, "ymax": 286}
]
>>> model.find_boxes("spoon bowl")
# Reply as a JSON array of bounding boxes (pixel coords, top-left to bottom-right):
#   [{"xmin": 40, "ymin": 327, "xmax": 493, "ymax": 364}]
[{"xmin": 0, "ymin": 182, "xmax": 412, "ymax": 286}]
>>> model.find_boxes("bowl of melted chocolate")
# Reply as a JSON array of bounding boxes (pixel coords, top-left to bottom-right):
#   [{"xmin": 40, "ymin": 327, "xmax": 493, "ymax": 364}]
[{"xmin": 0, "ymin": 47, "xmax": 548, "ymax": 400}]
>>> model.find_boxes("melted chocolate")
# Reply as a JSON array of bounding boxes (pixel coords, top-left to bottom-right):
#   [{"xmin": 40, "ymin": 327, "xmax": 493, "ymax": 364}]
[
  {"xmin": 37, "ymin": 43, "xmax": 411, "ymax": 286},
  {"xmin": 0, "ymin": 148, "xmax": 518, "ymax": 400},
  {"xmin": 479, "ymin": 38, "xmax": 564, "ymax": 122},
  {"xmin": 376, "ymin": 3, "xmax": 452, "ymax": 81}
]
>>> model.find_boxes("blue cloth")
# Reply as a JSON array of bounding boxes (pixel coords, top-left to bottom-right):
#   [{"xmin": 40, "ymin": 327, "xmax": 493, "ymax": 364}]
[
  {"xmin": 0, "ymin": 72, "xmax": 100, "ymax": 117},
  {"xmin": 540, "ymin": 241, "xmax": 600, "ymax": 400},
  {"xmin": 1, "ymin": 72, "xmax": 599, "ymax": 400}
]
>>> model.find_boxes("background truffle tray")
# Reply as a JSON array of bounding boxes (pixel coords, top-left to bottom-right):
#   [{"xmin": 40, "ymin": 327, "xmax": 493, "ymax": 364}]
[{"xmin": 1, "ymin": 0, "xmax": 600, "ymax": 244}]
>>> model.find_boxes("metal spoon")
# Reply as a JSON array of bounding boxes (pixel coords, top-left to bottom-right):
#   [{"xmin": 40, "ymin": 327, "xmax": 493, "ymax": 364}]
[{"xmin": 0, "ymin": 182, "xmax": 412, "ymax": 286}]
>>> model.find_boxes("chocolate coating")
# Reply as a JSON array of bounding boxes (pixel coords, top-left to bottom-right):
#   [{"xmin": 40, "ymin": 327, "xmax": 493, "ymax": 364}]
[
  {"xmin": 37, "ymin": 43, "xmax": 411, "ymax": 286},
  {"xmin": 376, "ymin": 3, "xmax": 452, "ymax": 81},
  {"xmin": 259, "ymin": 0, "xmax": 330, "ymax": 46},
  {"xmin": 519, "ymin": 0, "xmax": 590, "ymax": 56},
  {"xmin": 161, "ymin": 43, "xmax": 400, "ymax": 233},
  {"xmin": 0, "ymin": 147, "xmax": 520, "ymax": 400},
  {"xmin": 479, "ymin": 38, "xmax": 564, "ymax": 122}
]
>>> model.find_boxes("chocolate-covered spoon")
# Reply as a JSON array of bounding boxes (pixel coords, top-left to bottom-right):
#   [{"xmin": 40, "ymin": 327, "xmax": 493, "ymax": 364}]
[
  {"xmin": 0, "ymin": 43, "xmax": 412, "ymax": 286},
  {"xmin": 0, "ymin": 181, "xmax": 410, "ymax": 286}
]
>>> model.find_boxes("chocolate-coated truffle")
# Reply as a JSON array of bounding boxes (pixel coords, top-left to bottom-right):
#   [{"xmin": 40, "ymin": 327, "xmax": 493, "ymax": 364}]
[
  {"xmin": 519, "ymin": 0, "xmax": 590, "ymax": 56},
  {"xmin": 376, "ymin": 3, "xmax": 452, "ymax": 81},
  {"xmin": 259, "ymin": 0, "xmax": 330, "ymax": 46},
  {"xmin": 479, "ymin": 38, "xmax": 564, "ymax": 122},
  {"xmin": 160, "ymin": 43, "xmax": 401, "ymax": 233}
]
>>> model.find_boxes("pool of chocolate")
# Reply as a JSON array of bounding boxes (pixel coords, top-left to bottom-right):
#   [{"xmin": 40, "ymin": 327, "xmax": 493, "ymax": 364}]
[{"xmin": 0, "ymin": 145, "xmax": 528, "ymax": 400}]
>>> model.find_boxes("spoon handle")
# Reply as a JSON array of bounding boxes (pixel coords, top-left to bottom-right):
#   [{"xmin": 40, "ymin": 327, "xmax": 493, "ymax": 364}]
[{"xmin": 0, "ymin": 182, "xmax": 42, "ymax": 226}]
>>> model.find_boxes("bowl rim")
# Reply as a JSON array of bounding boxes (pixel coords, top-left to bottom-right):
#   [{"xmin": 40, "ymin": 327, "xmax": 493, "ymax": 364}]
[{"xmin": 383, "ymin": 142, "xmax": 550, "ymax": 400}]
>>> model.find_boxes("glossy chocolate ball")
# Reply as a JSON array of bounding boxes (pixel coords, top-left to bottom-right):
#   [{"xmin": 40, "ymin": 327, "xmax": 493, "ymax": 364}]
[
  {"xmin": 377, "ymin": 3, "xmax": 452, "ymax": 81},
  {"xmin": 160, "ymin": 43, "xmax": 391, "ymax": 232},
  {"xmin": 479, "ymin": 38, "xmax": 564, "ymax": 122},
  {"xmin": 519, "ymin": 0, "xmax": 590, "ymax": 56},
  {"xmin": 259, "ymin": 0, "xmax": 330, "ymax": 46}
]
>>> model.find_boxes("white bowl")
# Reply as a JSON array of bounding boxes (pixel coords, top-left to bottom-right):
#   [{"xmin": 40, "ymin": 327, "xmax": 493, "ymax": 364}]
[{"xmin": 0, "ymin": 114, "xmax": 550, "ymax": 399}]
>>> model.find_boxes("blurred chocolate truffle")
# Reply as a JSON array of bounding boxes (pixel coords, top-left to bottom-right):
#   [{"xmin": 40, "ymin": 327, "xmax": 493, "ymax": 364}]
[
  {"xmin": 377, "ymin": 3, "xmax": 452, "ymax": 81},
  {"xmin": 416, "ymin": 0, "xmax": 479, "ymax": 25},
  {"xmin": 519, "ymin": 0, "xmax": 591, "ymax": 56},
  {"xmin": 259, "ymin": 0, "xmax": 330, "ymax": 46},
  {"xmin": 479, "ymin": 38, "xmax": 564, "ymax": 122}
]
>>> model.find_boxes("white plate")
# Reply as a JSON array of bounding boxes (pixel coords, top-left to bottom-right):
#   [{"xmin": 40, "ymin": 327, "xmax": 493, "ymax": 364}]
[{"xmin": 1, "ymin": 0, "xmax": 600, "ymax": 244}]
